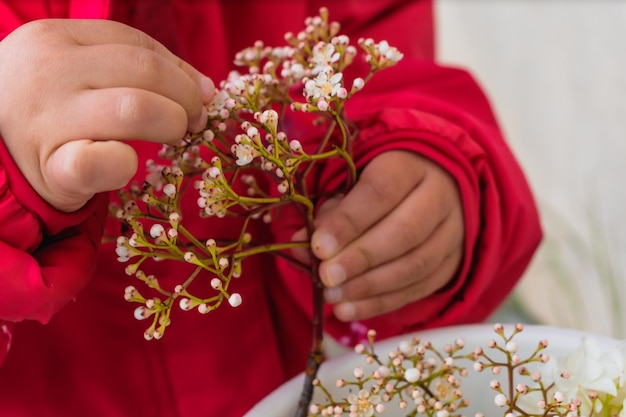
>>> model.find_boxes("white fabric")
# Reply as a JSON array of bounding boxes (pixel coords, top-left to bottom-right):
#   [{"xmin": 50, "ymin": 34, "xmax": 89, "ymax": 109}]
[{"xmin": 436, "ymin": 0, "xmax": 626, "ymax": 337}]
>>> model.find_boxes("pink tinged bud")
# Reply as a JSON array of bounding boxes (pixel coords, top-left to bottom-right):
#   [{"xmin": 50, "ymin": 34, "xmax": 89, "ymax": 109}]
[
  {"xmin": 404, "ymin": 367, "xmax": 420, "ymax": 383},
  {"xmin": 353, "ymin": 367, "xmax": 364, "ymax": 379},
  {"xmin": 167, "ymin": 228, "xmax": 178, "ymax": 239},
  {"xmin": 247, "ymin": 126, "xmax": 259, "ymax": 138},
  {"xmin": 490, "ymin": 380, "xmax": 501, "ymax": 390},
  {"xmin": 492, "ymin": 366, "xmax": 501, "ymax": 375},
  {"xmin": 207, "ymin": 167, "xmax": 221, "ymax": 178},
  {"xmin": 474, "ymin": 362, "xmax": 484, "ymax": 371},
  {"xmin": 277, "ymin": 181, "xmax": 289, "ymax": 194},
  {"xmin": 150, "ymin": 224, "xmax": 165, "ymax": 239},
  {"xmin": 183, "ymin": 252, "xmax": 197, "ymax": 263},
  {"xmin": 125, "ymin": 264, "xmax": 139, "ymax": 275},
  {"xmin": 537, "ymin": 400, "xmax": 546, "ymax": 409},
  {"xmin": 289, "ymin": 140, "xmax": 302, "ymax": 151},
  {"xmin": 143, "ymin": 329, "xmax": 154, "ymax": 341},
  {"xmin": 228, "ymin": 293, "xmax": 242, "ymax": 307},
  {"xmin": 202, "ymin": 130, "xmax": 215, "ymax": 142},
  {"xmin": 218, "ymin": 258, "xmax": 229, "ymax": 269},
  {"xmin": 316, "ymin": 99, "xmax": 329, "ymax": 111},
  {"xmin": 134, "ymin": 306, "xmax": 152, "ymax": 321},
  {"xmin": 115, "ymin": 246, "xmax": 129, "ymax": 258},
  {"xmin": 169, "ymin": 212, "xmax": 180, "ymax": 225},
  {"xmin": 494, "ymin": 394, "xmax": 508, "ymax": 407},
  {"xmin": 210, "ymin": 278, "xmax": 222, "ymax": 289},
  {"xmin": 354, "ymin": 343, "xmax": 365, "ymax": 354},
  {"xmin": 198, "ymin": 303, "xmax": 210, "ymax": 314},
  {"xmin": 376, "ymin": 404, "xmax": 385, "ymax": 413},
  {"xmin": 179, "ymin": 298, "xmax": 193, "ymax": 311},
  {"xmin": 505, "ymin": 341, "xmax": 518, "ymax": 353},
  {"xmin": 337, "ymin": 87, "xmax": 348, "ymax": 99},
  {"xmin": 553, "ymin": 391, "xmax": 565, "ymax": 403},
  {"xmin": 163, "ymin": 183, "xmax": 176, "ymax": 198}
]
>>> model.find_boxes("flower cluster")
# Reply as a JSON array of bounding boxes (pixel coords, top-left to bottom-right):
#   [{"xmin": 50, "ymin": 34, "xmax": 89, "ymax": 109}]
[
  {"xmin": 111, "ymin": 7, "xmax": 402, "ymax": 342},
  {"xmin": 308, "ymin": 324, "xmax": 626, "ymax": 417}
]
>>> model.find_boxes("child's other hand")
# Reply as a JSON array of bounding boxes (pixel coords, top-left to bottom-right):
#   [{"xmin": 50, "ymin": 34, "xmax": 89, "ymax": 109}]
[
  {"xmin": 312, "ymin": 151, "xmax": 464, "ymax": 321},
  {"xmin": 0, "ymin": 19, "xmax": 214, "ymax": 212}
]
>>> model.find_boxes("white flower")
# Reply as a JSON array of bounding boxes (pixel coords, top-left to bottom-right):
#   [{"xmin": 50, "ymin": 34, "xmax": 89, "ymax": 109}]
[
  {"xmin": 551, "ymin": 337, "xmax": 623, "ymax": 414},
  {"xmin": 304, "ymin": 71, "xmax": 344, "ymax": 101},
  {"xmin": 347, "ymin": 389, "xmax": 381, "ymax": 417},
  {"xmin": 257, "ymin": 109, "xmax": 278, "ymax": 131},
  {"xmin": 310, "ymin": 42, "xmax": 340, "ymax": 74},
  {"xmin": 233, "ymin": 143, "xmax": 258, "ymax": 166},
  {"xmin": 377, "ymin": 40, "xmax": 404, "ymax": 63},
  {"xmin": 206, "ymin": 89, "xmax": 231, "ymax": 117}
]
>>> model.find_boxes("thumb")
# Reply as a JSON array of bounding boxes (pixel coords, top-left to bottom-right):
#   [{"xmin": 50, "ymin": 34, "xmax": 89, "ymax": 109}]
[{"xmin": 46, "ymin": 140, "xmax": 138, "ymax": 212}]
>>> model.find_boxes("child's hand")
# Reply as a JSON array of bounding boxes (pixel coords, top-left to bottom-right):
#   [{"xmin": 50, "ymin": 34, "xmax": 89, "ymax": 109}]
[
  {"xmin": 0, "ymin": 19, "xmax": 214, "ymax": 212},
  {"xmin": 312, "ymin": 151, "xmax": 464, "ymax": 321}
]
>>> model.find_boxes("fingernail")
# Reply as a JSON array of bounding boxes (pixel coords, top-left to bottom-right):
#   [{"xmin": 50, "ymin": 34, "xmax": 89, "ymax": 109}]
[
  {"xmin": 335, "ymin": 302, "xmax": 355, "ymax": 321},
  {"xmin": 324, "ymin": 287, "xmax": 342, "ymax": 304},
  {"xmin": 199, "ymin": 75, "xmax": 215, "ymax": 103},
  {"xmin": 314, "ymin": 232, "xmax": 337, "ymax": 257},
  {"xmin": 325, "ymin": 264, "xmax": 346, "ymax": 287},
  {"xmin": 195, "ymin": 106, "xmax": 208, "ymax": 132}
]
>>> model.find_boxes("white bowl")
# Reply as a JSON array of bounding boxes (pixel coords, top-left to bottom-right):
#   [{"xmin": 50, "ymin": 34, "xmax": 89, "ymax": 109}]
[{"xmin": 245, "ymin": 324, "xmax": 619, "ymax": 416}]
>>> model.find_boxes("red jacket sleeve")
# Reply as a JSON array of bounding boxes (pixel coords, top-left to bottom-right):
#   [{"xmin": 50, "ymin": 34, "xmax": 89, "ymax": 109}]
[
  {"xmin": 0, "ymin": 0, "xmax": 112, "ymax": 365},
  {"xmin": 332, "ymin": 60, "xmax": 541, "ymax": 340},
  {"xmin": 0, "ymin": 138, "xmax": 108, "ymax": 360}
]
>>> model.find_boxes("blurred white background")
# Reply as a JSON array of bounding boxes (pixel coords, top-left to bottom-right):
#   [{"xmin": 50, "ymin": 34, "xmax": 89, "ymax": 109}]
[{"xmin": 436, "ymin": 0, "xmax": 626, "ymax": 337}]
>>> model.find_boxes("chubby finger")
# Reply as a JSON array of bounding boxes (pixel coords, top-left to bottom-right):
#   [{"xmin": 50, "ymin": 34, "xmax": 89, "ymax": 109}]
[
  {"xmin": 311, "ymin": 151, "xmax": 426, "ymax": 260},
  {"xmin": 76, "ymin": 43, "xmax": 210, "ymax": 132},
  {"xmin": 62, "ymin": 87, "xmax": 191, "ymax": 145},
  {"xmin": 328, "ymin": 226, "xmax": 463, "ymax": 322},
  {"xmin": 46, "ymin": 139, "xmax": 138, "ymax": 212},
  {"xmin": 318, "ymin": 163, "xmax": 460, "ymax": 288},
  {"xmin": 323, "ymin": 209, "xmax": 463, "ymax": 306},
  {"xmin": 61, "ymin": 19, "xmax": 214, "ymax": 97}
]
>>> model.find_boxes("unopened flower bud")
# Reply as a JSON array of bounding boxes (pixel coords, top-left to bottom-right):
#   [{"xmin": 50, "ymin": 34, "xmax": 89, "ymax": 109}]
[{"xmin": 228, "ymin": 293, "xmax": 242, "ymax": 307}]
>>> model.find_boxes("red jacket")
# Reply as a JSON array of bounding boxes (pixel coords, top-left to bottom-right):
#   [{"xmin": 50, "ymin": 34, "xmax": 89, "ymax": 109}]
[{"xmin": 0, "ymin": 1, "xmax": 542, "ymax": 416}]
